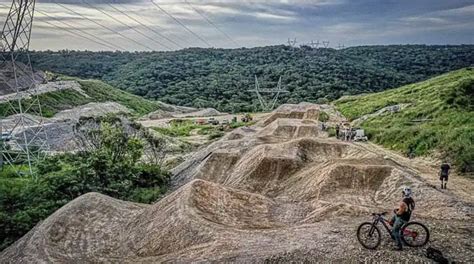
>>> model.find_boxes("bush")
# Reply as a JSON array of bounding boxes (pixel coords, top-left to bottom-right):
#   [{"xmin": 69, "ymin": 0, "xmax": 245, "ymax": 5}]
[
  {"xmin": 0, "ymin": 117, "xmax": 170, "ymax": 250},
  {"xmin": 319, "ymin": 111, "xmax": 330, "ymax": 122}
]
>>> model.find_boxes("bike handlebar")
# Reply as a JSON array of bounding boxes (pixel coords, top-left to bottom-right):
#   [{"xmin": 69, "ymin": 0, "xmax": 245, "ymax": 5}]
[{"xmin": 371, "ymin": 211, "xmax": 388, "ymax": 216}]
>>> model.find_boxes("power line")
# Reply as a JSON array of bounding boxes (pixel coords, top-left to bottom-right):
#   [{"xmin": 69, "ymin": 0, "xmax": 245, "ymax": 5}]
[
  {"xmin": 150, "ymin": 0, "xmax": 212, "ymax": 47},
  {"xmin": 1, "ymin": 3, "xmax": 113, "ymax": 50},
  {"xmin": 81, "ymin": 1, "xmax": 170, "ymax": 50},
  {"xmin": 35, "ymin": 9, "xmax": 125, "ymax": 50},
  {"xmin": 184, "ymin": 0, "xmax": 237, "ymax": 47},
  {"xmin": 106, "ymin": 3, "xmax": 183, "ymax": 50},
  {"xmin": 54, "ymin": 2, "xmax": 154, "ymax": 51}
]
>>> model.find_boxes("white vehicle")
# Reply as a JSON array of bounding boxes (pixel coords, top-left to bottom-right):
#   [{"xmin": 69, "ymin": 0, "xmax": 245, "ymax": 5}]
[
  {"xmin": 1, "ymin": 132, "xmax": 12, "ymax": 141},
  {"xmin": 354, "ymin": 129, "xmax": 368, "ymax": 141}
]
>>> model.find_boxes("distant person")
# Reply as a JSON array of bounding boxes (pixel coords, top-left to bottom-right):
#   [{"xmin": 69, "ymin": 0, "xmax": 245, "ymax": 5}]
[
  {"xmin": 335, "ymin": 124, "xmax": 340, "ymax": 139},
  {"xmin": 390, "ymin": 186, "xmax": 415, "ymax": 251},
  {"xmin": 345, "ymin": 127, "xmax": 351, "ymax": 141},
  {"xmin": 439, "ymin": 162, "xmax": 451, "ymax": 189}
]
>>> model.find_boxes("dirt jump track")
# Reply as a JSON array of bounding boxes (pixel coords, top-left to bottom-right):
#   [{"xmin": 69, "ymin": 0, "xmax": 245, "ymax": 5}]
[{"xmin": 1, "ymin": 103, "xmax": 473, "ymax": 263}]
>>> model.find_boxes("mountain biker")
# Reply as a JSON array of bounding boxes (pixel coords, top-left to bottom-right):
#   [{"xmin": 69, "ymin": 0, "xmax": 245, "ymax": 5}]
[
  {"xmin": 439, "ymin": 162, "xmax": 450, "ymax": 189},
  {"xmin": 390, "ymin": 186, "xmax": 415, "ymax": 250}
]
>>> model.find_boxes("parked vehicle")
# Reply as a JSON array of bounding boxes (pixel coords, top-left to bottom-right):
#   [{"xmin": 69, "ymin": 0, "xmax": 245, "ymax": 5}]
[
  {"xmin": 241, "ymin": 113, "xmax": 253, "ymax": 123},
  {"xmin": 195, "ymin": 119, "xmax": 207, "ymax": 125},
  {"xmin": 1, "ymin": 132, "xmax": 12, "ymax": 141},
  {"xmin": 208, "ymin": 117, "xmax": 219, "ymax": 125}
]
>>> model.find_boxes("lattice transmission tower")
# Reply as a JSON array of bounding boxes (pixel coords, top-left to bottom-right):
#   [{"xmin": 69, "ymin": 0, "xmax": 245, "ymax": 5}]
[
  {"xmin": 0, "ymin": 0, "xmax": 48, "ymax": 176},
  {"xmin": 249, "ymin": 76, "xmax": 289, "ymax": 112}
]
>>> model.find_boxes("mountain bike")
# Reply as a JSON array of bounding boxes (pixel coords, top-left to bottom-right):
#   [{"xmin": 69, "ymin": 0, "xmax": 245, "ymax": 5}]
[{"xmin": 357, "ymin": 212, "xmax": 430, "ymax": 249}]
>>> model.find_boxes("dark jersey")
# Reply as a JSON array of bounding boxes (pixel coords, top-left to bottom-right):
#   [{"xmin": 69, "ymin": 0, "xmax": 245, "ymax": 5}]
[
  {"xmin": 400, "ymin": 197, "xmax": 415, "ymax": 221},
  {"xmin": 440, "ymin": 164, "xmax": 450, "ymax": 177}
]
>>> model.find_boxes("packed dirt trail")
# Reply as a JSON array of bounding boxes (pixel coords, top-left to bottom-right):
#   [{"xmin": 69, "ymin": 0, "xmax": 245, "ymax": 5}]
[{"xmin": 1, "ymin": 103, "xmax": 473, "ymax": 263}]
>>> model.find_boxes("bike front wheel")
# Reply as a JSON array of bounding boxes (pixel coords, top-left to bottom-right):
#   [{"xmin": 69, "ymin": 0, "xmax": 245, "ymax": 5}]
[
  {"xmin": 401, "ymin": 221, "xmax": 430, "ymax": 247},
  {"xmin": 357, "ymin": 222, "xmax": 381, "ymax": 249}
]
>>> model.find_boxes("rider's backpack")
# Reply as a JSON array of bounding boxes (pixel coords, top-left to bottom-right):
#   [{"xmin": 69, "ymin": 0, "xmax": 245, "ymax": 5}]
[{"xmin": 426, "ymin": 247, "xmax": 449, "ymax": 264}]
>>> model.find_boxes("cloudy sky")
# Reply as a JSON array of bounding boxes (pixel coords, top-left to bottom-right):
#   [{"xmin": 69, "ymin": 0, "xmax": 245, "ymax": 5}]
[{"xmin": 1, "ymin": 0, "xmax": 473, "ymax": 51}]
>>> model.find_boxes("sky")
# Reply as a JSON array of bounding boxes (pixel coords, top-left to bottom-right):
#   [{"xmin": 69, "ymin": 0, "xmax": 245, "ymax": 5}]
[{"xmin": 0, "ymin": 0, "xmax": 473, "ymax": 51}]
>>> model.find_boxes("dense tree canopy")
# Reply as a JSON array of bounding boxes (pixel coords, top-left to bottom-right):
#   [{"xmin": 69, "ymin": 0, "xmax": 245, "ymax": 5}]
[{"xmin": 26, "ymin": 45, "xmax": 474, "ymax": 112}]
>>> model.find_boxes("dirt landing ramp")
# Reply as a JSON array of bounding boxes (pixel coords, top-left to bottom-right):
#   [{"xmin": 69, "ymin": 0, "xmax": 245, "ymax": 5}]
[{"xmin": 2, "ymin": 103, "xmax": 473, "ymax": 263}]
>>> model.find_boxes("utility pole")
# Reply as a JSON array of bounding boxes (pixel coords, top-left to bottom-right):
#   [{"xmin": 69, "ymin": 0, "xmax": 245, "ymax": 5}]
[
  {"xmin": 0, "ymin": 0, "xmax": 48, "ymax": 177},
  {"xmin": 248, "ymin": 76, "xmax": 289, "ymax": 112}
]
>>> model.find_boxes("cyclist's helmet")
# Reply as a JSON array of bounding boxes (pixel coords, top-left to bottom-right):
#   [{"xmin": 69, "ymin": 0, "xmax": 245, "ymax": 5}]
[{"xmin": 402, "ymin": 186, "xmax": 412, "ymax": 197}]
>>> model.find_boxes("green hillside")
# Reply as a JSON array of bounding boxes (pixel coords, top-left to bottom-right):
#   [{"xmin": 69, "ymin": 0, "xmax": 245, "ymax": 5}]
[
  {"xmin": 0, "ymin": 79, "xmax": 162, "ymax": 118},
  {"xmin": 26, "ymin": 45, "xmax": 474, "ymax": 112},
  {"xmin": 335, "ymin": 68, "xmax": 474, "ymax": 173}
]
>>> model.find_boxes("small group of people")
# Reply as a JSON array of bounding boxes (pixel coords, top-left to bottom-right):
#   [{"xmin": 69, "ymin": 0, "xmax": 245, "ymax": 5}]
[{"xmin": 335, "ymin": 122, "xmax": 355, "ymax": 141}]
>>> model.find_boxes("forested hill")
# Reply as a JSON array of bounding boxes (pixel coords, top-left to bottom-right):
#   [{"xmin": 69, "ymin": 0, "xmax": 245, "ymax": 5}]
[{"xmin": 27, "ymin": 45, "xmax": 474, "ymax": 112}]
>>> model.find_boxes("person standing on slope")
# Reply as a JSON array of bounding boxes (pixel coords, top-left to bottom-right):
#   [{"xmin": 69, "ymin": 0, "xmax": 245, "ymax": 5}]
[
  {"xmin": 390, "ymin": 186, "xmax": 415, "ymax": 251},
  {"xmin": 439, "ymin": 162, "xmax": 451, "ymax": 189}
]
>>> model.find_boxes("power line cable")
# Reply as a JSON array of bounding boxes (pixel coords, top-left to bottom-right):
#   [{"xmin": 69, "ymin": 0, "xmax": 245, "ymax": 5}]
[
  {"xmin": 82, "ymin": 1, "xmax": 172, "ymax": 50},
  {"xmin": 54, "ymin": 2, "xmax": 154, "ymax": 51},
  {"xmin": 35, "ymin": 8, "xmax": 126, "ymax": 50},
  {"xmin": 150, "ymin": 0, "xmax": 212, "ymax": 47},
  {"xmin": 184, "ymin": 0, "xmax": 237, "ymax": 47},
  {"xmin": 127, "ymin": 9, "xmax": 194, "ymax": 48},
  {"xmin": 107, "ymin": 3, "xmax": 183, "ymax": 50},
  {"xmin": 0, "ymin": 3, "xmax": 116, "ymax": 50}
]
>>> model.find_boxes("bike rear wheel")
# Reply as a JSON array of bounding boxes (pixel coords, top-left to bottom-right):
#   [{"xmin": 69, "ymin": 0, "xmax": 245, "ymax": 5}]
[
  {"xmin": 357, "ymin": 222, "xmax": 381, "ymax": 249},
  {"xmin": 401, "ymin": 221, "xmax": 430, "ymax": 247}
]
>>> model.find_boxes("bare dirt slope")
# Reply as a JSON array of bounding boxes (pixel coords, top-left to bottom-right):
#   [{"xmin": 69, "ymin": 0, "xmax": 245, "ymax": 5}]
[{"xmin": 1, "ymin": 103, "xmax": 473, "ymax": 263}]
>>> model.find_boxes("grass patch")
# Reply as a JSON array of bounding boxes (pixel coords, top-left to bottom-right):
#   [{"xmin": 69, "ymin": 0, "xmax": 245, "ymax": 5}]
[
  {"xmin": 0, "ymin": 79, "xmax": 162, "ymax": 118},
  {"xmin": 78, "ymin": 80, "xmax": 162, "ymax": 115},
  {"xmin": 334, "ymin": 68, "xmax": 474, "ymax": 173}
]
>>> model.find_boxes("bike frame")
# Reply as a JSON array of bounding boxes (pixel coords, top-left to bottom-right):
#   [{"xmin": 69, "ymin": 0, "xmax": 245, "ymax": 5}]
[
  {"xmin": 369, "ymin": 215, "xmax": 392, "ymax": 236},
  {"xmin": 369, "ymin": 215, "xmax": 416, "ymax": 237}
]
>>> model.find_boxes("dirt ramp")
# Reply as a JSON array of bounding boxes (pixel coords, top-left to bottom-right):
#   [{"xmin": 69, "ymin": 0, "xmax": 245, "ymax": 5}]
[
  {"xmin": 0, "ymin": 193, "xmax": 146, "ymax": 263},
  {"xmin": 258, "ymin": 118, "xmax": 319, "ymax": 139},
  {"xmin": 194, "ymin": 150, "xmax": 241, "ymax": 183},
  {"xmin": 124, "ymin": 180, "xmax": 285, "ymax": 257},
  {"xmin": 189, "ymin": 180, "xmax": 285, "ymax": 229},
  {"xmin": 260, "ymin": 103, "xmax": 320, "ymax": 127}
]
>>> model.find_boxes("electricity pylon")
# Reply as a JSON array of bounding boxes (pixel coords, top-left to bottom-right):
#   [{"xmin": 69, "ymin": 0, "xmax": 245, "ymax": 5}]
[
  {"xmin": 309, "ymin": 40, "xmax": 320, "ymax": 49},
  {"xmin": 287, "ymin": 38, "xmax": 297, "ymax": 47},
  {"xmin": 249, "ymin": 76, "xmax": 289, "ymax": 112},
  {"xmin": 0, "ymin": 0, "xmax": 48, "ymax": 177},
  {"xmin": 322, "ymin": 41, "xmax": 330, "ymax": 48}
]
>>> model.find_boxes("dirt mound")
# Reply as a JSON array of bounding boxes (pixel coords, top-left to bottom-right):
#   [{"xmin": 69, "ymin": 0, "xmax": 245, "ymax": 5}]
[
  {"xmin": 2, "ymin": 103, "xmax": 473, "ymax": 263},
  {"xmin": 176, "ymin": 107, "xmax": 224, "ymax": 118},
  {"xmin": 258, "ymin": 118, "xmax": 319, "ymax": 139},
  {"xmin": 142, "ymin": 105, "xmax": 218, "ymax": 120},
  {"xmin": 261, "ymin": 103, "xmax": 320, "ymax": 126},
  {"xmin": 0, "ymin": 193, "xmax": 146, "ymax": 262},
  {"xmin": 54, "ymin": 102, "xmax": 130, "ymax": 120},
  {"xmin": 0, "ymin": 62, "xmax": 46, "ymax": 95}
]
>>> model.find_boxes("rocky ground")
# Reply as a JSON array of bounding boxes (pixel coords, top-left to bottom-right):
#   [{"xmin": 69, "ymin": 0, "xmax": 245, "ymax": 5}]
[{"xmin": 1, "ymin": 103, "xmax": 472, "ymax": 263}]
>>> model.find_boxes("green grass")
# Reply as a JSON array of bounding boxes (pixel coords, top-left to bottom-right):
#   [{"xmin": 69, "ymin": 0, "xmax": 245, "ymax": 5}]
[
  {"xmin": 77, "ymin": 80, "xmax": 162, "ymax": 115},
  {"xmin": 334, "ymin": 68, "xmax": 474, "ymax": 173},
  {"xmin": 152, "ymin": 120, "xmax": 252, "ymax": 139},
  {"xmin": 153, "ymin": 120, "xmax": 218, "ymax": 137},
  {"xmin": 0, "ymin": 79, "xmax": 162, "ymax": 118}
]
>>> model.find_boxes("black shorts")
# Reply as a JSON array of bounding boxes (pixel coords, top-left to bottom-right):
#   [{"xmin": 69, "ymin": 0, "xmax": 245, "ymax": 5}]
[{"xmin": 440, "ymin": 175, "xmax": 448, "ymax": 181}]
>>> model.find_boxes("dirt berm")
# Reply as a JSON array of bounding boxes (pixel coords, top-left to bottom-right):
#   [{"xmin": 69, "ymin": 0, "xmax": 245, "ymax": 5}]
[{"xmin": 1, "ymin": 103, "xmax": 473, "ymax": 263}]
